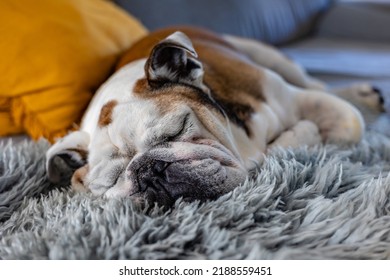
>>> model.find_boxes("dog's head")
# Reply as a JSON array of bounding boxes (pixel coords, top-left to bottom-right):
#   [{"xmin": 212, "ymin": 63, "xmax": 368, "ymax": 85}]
[{"xmin": 46, "ymin": 32, "xmax": 249, "ymax": 208}]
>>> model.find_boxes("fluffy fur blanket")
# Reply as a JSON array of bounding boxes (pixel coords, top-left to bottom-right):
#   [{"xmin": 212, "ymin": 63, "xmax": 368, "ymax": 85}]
[{"xmin": 1, "ymin": 132, "xmax": 390, "ymax": 259}]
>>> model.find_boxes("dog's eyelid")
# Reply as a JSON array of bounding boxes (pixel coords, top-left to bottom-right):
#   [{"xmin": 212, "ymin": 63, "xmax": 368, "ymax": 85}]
[
  {"xmin": 164, "ymin": 113, "xmax": 190, "ymax": 142},
  {"xmin": 148, "ymin": 113, "xmax": 190, "ymax": 147}
]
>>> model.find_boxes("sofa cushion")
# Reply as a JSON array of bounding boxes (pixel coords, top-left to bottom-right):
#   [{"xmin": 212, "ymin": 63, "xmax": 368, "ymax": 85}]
[
  {"xmin": 317, "ymin": 3, "xmax": 390, "ymax": 43},
  {"xmin": 282, "ymin": 38, "xmax": 390, "ymax": 78},
  {"xmin": 0, "ymin": 0, "xmax": 147, "ymax": 142}
]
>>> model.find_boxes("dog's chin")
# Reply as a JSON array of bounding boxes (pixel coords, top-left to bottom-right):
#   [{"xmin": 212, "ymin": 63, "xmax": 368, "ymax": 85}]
[{"xmin": 125, "ymin": 141, "xmax": 248, "ymax": 209}]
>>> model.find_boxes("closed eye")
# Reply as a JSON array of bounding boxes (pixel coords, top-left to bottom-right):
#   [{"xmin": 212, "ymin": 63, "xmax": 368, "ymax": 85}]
[
  {"xmin": 162, "ymin": 113, "xmax": 190, "ymax": 143},
  {"xmin": 148, "ymin": 113, "xmax": 190, "ymax": 148}
]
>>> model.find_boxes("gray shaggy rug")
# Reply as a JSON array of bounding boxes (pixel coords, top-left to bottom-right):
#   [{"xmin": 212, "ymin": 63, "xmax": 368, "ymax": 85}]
[{"xmin": 1, "ymin": 132, "xmax": 390, "ymax": 260}]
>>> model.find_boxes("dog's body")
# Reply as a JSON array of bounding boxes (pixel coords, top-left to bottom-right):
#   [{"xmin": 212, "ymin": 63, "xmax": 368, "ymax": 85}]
[{"xmin": 46, "ymin": 27, "xmax": 383, "ymax": 208}]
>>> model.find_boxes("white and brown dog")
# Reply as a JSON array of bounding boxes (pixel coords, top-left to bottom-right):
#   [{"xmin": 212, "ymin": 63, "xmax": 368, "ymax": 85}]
[{"xmin": 46, "ymin": 27, "xmax": 384, "ymax": 208}]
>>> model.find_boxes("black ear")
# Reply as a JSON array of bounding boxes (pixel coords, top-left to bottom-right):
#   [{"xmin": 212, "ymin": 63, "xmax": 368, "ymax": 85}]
[
  {"xmin": 145, "ymin": 31, "xmax": 206, "ymax": 90},
  {"xmin": 46, "ymin": 131, "xmax": 89, "ymax": 184}
]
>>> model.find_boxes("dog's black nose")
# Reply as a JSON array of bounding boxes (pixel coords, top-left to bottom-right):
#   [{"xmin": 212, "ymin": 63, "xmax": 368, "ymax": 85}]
[
  {"xmin": 128, "ymin": 157, "xmax": 175, "ymax": 207},
  {"xmin": 136, "ymin": 160, "xmax": 170, "ymax": 192},
  {"xmin": 152, "ymin": 160, "xmax": 170, "ymax": 174}
]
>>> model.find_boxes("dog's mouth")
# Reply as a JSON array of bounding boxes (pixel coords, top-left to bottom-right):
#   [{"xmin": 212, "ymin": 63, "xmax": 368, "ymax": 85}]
[{"xmin": 126, "ymin": 141, "xmax": 247, "ymax": 208}]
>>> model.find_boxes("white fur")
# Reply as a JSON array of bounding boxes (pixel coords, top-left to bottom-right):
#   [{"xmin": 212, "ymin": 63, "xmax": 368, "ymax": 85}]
[{"xmin": 81, "ymin": 60, "xmax": 146, "ymax": 139}]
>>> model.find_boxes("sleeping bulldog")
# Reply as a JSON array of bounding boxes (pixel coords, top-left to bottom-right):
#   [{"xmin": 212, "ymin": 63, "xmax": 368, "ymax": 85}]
[{"xmin": 46, "ymin": 27, "xmax": 384, "ymax": 208}]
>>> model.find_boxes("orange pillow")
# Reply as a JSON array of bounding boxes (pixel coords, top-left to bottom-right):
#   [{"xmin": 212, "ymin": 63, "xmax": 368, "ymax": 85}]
[{"xmin": 0, "ymin": 0, "xmax": 147, "ymax": 142}]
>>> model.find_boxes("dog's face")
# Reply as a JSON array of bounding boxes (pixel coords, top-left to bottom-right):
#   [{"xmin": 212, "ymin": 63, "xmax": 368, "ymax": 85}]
[{"xmin": 46, "ymin": 32, "xmax": 249, "ymax": 208}]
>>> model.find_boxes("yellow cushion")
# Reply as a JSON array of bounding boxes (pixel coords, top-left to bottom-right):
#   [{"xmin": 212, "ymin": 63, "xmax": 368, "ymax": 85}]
[{"xmin": 0, "ymin": 0, "xmax": 147, "ymax": 142}]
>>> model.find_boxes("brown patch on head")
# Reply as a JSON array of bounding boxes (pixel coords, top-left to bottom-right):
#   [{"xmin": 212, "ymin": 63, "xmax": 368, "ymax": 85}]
[
  {"xmin": 198, "ymin": 44, "xmax": 265, "ymax": 137},
  {"xmin": 98, "ymin": 100, "xmax": 118, "ymax": 128}
]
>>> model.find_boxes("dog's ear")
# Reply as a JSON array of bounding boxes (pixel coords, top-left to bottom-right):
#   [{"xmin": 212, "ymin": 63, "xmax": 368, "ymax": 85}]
[
  {"xmin": 145, "ymin": 31, "xmax": 206, "ymax": 90},
  {"xmin": 46, "ymin": 131, "xmax": 89, "ymax": 184}
]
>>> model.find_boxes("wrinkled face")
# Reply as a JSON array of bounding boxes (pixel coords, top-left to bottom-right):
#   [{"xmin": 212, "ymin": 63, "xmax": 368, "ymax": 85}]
[
  {"xmin": 87, "ymin": 92, "xmax": 247, "ymax": 208},
  {"xmin": 46, "ymin": 32, "xmax": 248, "ymax": 208}
]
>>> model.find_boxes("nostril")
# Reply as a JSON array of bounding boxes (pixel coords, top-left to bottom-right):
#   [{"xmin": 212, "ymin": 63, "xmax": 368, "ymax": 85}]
[{"xmin": 153, "ymin": 160, "xmax": 170, "ymax": 174}]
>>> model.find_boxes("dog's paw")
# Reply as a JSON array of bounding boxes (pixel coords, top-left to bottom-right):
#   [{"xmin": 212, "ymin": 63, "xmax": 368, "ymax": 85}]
[
  {"xmin": 269, "ymin": 120, "xmax": 321, "ymax": 149},
  {"xmin": 333, "ymin": 83, "xmax": 385, "ymax": 112},
  {"xmin": 332, "ymin": 83, "xmax": 385, "ymax": 124}
]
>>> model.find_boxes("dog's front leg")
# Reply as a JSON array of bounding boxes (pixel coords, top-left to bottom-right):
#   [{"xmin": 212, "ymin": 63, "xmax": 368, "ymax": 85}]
[
  {"xmin": 268, "ymin": 120, "xmax": 322, "ymax": 150},
  {"xmin": 295, "ymin": 90, "xmax": 365, "ymax": 145}
]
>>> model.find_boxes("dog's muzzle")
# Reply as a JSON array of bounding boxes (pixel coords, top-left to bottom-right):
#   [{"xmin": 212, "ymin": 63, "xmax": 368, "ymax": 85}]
[{"xmin": 125, "ymin": 141, "xmax": 247, "ymax": 208}]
